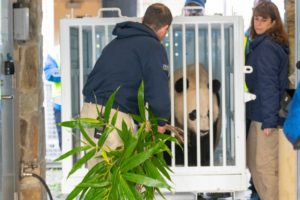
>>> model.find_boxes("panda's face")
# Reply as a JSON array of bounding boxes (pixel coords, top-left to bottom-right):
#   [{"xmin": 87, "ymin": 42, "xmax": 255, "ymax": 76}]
[{"xmin": 174, "ymin": 64, "xmax": 220, "ymax": 137}]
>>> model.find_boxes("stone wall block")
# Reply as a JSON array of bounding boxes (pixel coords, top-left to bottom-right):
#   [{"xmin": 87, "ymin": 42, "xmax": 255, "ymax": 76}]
[
  {"xmin": 30, "ymin": 114, "xmax": 40, "ymax": 160},
  {"xmin": 20, "ymin": 184, "xmax": 42, "ymax": 200},
  {"xmin": 20, "ymin": 45, "xmax": 39, "ymax": 90},
  {"xmin": 20, "ymin": 118, "xmax": 28, "ymax": 160},
  {"xmin": 19, "ymin": 91, "xmax": 39, "ymax": 117}
]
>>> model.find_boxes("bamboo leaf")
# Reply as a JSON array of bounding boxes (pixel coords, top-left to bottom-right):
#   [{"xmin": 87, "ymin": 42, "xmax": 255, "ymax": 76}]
[
  {"xmin": 144, "ymin": 159, "xmax": 172, "ymax": 191},
  {"xmin": 66, "ymin": 186, "xmax": 84, "ymax": 200},
  {"xmin": 81, "ymin": 162, "xmax": 107, "ymax": 182},
  {"xmin": 79, "ymin": 188, "xmax": 89, "ymax": 200},
  {"xmin": 156, "ymin": 189, "xmax": 167, "ymax": 200},
  {"xmin": 109, "ymin": 167, "xmax": 119, "ymax": 200},
  {"xmin": 130, "ymin": 114, "xmax": 143, "ymax": 123},
  {"xmin": 60, "ymin": 118, "xmax": 104, "ymax": 129},
  {"xmin": 128, "ymin": 184, "xmax": 144, "ymax": 200},
  {"xmin": 119, "ymin": 174, "xmax": 136, "ymax": 200},
  {"xmin": 97, "ymin": 126, "xmax": 114, "ymax": 149},
  {"xmin": 54, "ymin": 145, "xmax": 91, "ymax": 161},
  {"xmin": 119, "ymin": 134, "xmax": 138, "ymax": 162},
  {"xmin": 104, "ymin": 87, "xmax": 120, "ymax": 123},
  {"xmin": 110, "ymin": 109, "xmax": 118, "ymax": 126},
  {"xmin": 92, "ymin": 92, "xmax": 101, "ymax": 119},
  {"xmin": 123, "ymin": 173, "xmax": 169, "ymax": 188},
  {"xmin": 93, "ymin": 189, "xmax": 109, "ymax": 200},
  {"xmin": 84, "ymin": 188, "xmax": 100, "ymax": 200},
  {"xmin": 67, "ymin": 149, "xmax": 96, "ymax": 178},
  {"xmin": 117, "ymin": 120, "xmax": 130, "ymax": 146},
  {"xmin": 78, "ymin": 181, "xmax": 110, "ymax": 188},
  {"xmin": 121, "ymin": 141, "xmax": 163, "ymax": 172},
  {"xmin": 101, "ymin": 149, "xmax": 111, "ymax": 163},
  {"xmin": 137, "ymin": 81, "xmax": 145, "ymax": 120},
  {"xmin": 78, "ymin": 121, "xmax": 96, "ymax": 147},
  {"xmin": 152, "ymin": 156, "xmax": 172, "ymax": 181}
]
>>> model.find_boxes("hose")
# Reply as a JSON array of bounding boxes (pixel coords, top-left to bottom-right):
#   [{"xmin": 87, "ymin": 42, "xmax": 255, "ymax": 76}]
[{"xmin": 22, "ymin": 173, "xmax": 53, "ymax": 200}]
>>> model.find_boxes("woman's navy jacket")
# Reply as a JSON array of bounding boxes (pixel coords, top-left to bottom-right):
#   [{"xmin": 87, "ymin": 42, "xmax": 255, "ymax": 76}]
[
  {"xmin": 246, "ymin": 34, "xmax": 289, "ymax": 129},
  {"xmin": 83, "ymin": 21, "xmax": 170, "ymax": 125}
]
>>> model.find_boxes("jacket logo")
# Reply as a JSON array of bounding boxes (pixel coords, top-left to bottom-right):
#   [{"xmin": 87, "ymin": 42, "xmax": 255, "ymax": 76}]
[{"xmin": 162, "ymin": 64, "xmax": 169, "ymax": 76}]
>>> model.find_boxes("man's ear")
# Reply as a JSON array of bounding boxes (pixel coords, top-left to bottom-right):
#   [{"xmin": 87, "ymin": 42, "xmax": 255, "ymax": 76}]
[
  {"xmin": 156, "ymin": 25, "xmax": 169, "ymax": 40},
  {"xmin": 162, "ymin": 25, "xmax": 169, "ymax": 32}
]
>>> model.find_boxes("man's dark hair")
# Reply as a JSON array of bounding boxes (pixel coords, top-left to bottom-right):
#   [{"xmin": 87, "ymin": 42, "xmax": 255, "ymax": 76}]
[{"xmin": 142, "ymin": 3, "xmax": 173, "ymax": 32}]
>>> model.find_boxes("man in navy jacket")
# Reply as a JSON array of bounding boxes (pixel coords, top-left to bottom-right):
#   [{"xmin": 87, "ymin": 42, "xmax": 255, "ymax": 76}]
[{"xmin": 81, "ymin": 3, "xmax": 172, "ymax": 159}]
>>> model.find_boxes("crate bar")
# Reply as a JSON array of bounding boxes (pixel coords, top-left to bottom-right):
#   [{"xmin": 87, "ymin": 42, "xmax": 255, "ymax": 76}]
[
  {"xmin": 60, "ymin": 21, "xmax": 73, "ymax": 184},
  {"xmin": 79, "ymin": 26, "xmax": 84, "ymax": 109},
  {"xmin": 194, "ymin": 23, "xmax": 201, "ymax": 167},
  {"xmin": 169, "ymin": 26, "xmax": 176, "ymax": 167},
  {"xmin": 182, "ymin": 23, "xmax": 188, "ymax": 167},
  {"xmin": 92, "ymin": 26, "xmax": 96, "ymax": 65},
  {"xmin": 207, "ymin": 23, "xmax": 214, "ymax": 166},
  {"xmin": 220, "ymin": 23, "xmax": 227, "ymax": 166}
]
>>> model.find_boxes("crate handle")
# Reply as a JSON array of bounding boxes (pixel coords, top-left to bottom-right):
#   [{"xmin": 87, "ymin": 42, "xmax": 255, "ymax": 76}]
[{"xmin": 98, "ymin": 8, "xmax": 122, "ymax": 17}]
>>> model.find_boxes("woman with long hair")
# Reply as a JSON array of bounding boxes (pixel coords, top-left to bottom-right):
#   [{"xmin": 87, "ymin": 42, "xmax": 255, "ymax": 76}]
[{"xmin": 246, "ymin": 2, "xmax": 289, "ymax": 200}]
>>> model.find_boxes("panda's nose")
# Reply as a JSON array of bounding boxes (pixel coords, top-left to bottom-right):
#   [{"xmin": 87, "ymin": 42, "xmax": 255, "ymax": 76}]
[{"xmin": 189, "ymin": 110, "xmax": 197, "ymax": 121}]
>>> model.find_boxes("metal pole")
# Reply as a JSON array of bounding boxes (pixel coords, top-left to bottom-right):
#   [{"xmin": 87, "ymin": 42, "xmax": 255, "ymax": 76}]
[{"xmin": 295, "ymin": 0, "xmax": 300, "ymax": 199}]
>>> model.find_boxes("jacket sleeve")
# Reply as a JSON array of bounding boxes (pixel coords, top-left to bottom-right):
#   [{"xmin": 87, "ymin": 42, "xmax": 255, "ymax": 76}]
[
  {"xmin": 142, "ymin": 44, "xmax": 170, "ymax": 126},
  {"xmin": 256, "ymin": 41, "xmax": 284, "ymax": 129}
]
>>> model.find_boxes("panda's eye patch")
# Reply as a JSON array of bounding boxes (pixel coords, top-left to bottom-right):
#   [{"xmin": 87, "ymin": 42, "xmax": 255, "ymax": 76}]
[
  {"xmin": 189, "ymin": 110, "xmax": 197, "ymax": 121},
  {"xmin": 175, "ymin": 78, "xmax": 189, "ymax": 93}
]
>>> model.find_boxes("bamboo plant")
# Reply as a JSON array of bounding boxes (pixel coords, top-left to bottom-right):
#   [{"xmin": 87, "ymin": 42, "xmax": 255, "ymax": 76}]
[{"xmin": 56, "ymin": 83, "xmax": 179, "ymax": 200}]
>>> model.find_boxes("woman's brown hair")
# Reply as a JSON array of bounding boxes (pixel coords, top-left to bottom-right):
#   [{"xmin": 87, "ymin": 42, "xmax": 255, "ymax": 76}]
[{"xmin": 250, "ymin": 1, "xmax": 288, "ymax": 45}]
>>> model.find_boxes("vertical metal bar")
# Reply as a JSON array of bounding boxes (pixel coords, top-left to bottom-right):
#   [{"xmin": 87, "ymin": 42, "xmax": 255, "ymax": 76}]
[
  {"xmin": 195, "ymin": 23, "xmax": 201, "ymax": 167},
  {"xmin": 79, "ymin": 26, "xmax": 86, "ymax": 160},
  {"xmin": 296, "ymin": 0, "xmax": 300, "ymax": 98},
  {"xmin": 233, "ymin": 17, "xmax": 246, "ymax": 170},
  {"xmin": 79, "ymin": 26, "xmax": 84, "ymax": 109},
  {"xmin": 182, "ymin": 24, "xmax": 188, "ymax": 167},
  {"xmin": 1, "ymin": 1, "xmax": 17, "ymax": 198},
  {"xmin": 1, "ymin": 77, "xmax": 15, "ymax": 200},
  {"xmin": 92, "ymin": 26, "xmax": 96, "ymax": 65},
  {"xmin": 221, "ymin": 23, "xmax": 227, "ymax": 165},
  {"xmin": 208, "ymin": 23, "xmax": 214, "ymax": 166},
  {"xmin": 296, "ymin": 0, "xmax": 300, "ymax": 198},
  {"xmin": 60, "ymin": 20, "xmax": 73, "ymax": 179},
  {"xmin": 105, "ymin": 25, "xmax": 109, "ymax": 46},
  {"xmin": 169, "ymin": 26, "xmax": 176, "ymax": 167}
]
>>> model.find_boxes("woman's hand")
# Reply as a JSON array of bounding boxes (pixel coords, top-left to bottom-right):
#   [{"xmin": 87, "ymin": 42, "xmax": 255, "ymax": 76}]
[{"xmin": 263, "ymin": 128, "xmax": 275, "ymax": 136}]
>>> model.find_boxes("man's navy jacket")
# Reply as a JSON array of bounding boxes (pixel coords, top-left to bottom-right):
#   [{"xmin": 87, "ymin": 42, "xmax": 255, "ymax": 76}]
[{"xmin": 83, "ymin": 21, "xmax": 170, "ymax": 125}]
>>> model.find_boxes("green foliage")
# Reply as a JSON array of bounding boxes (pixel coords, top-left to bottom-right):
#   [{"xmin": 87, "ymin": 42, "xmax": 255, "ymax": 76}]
[{"xmin": 58, "ymin": 82, "xmax": 177, "ymax": 199}]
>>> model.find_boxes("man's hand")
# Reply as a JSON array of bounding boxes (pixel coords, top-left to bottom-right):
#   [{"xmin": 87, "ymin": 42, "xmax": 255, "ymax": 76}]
[{"xmin": 157, "ymin": 125, "xmax": 166, "ymax": 133}]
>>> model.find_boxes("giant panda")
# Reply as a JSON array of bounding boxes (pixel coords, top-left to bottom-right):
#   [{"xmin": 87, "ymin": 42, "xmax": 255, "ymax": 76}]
[{"xmin": 170, "ymin": 63, "xmax": 221, "ymax": 166}]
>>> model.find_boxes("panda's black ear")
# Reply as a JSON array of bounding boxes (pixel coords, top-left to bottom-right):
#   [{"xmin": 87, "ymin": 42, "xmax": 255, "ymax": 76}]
[
  {"xmin": 175, "ymin": 78, "xmax": 189, "ymax": 93},
  {"xmin": 212, "ymin": 79, "xmax": 221, "ymax": 93}
]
